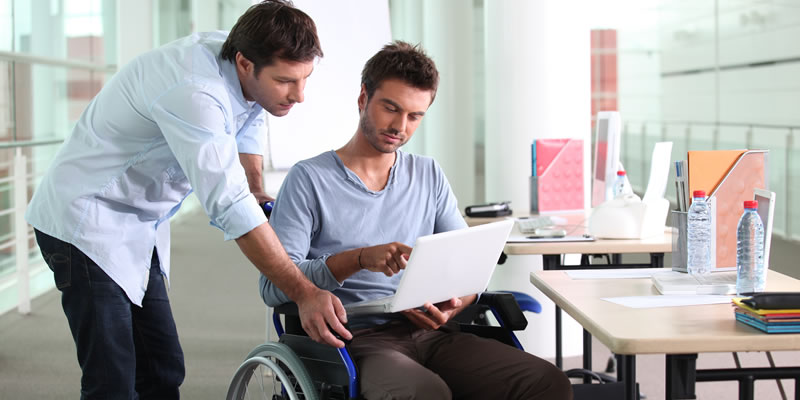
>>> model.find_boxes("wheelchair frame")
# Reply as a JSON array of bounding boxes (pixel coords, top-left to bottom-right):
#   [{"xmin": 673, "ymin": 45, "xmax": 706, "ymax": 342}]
[{"xmin": 226, "ymin": 291, "xmax": 539, "ymax": 400}]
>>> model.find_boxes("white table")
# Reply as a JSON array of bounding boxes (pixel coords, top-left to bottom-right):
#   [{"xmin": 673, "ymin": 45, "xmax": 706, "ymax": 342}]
[{"xmin": 530, "ymin": 269, "xmax": 800, "ymax": 400}]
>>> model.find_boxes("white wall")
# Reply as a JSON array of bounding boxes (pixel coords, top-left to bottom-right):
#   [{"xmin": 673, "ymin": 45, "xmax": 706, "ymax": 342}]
[
  {"xmin": 267, "ymin": 0, "xmax": 392, "ymax": 169},
  {"xmin": 388, "ymin": 0, "xmax": 479, "ymax": 206},
  {"xmin": 117, "ymin": 0, "xmax": 153, "ymax": 67},
  {"xmin": 192, "ymin": 0, "xmax": 220, "ymax": 33},
  {"xmin": 484, "ymin": 0, "xmax": 592, "ymax": 213}
]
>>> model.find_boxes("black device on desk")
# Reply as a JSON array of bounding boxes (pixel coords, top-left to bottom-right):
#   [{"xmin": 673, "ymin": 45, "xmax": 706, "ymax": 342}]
[{"xmin": 465, "ymin": 201, "xmax": 512, "ymax": 218}]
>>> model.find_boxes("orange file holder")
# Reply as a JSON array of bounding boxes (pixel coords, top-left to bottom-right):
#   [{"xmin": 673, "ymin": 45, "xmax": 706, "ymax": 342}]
[
  {"xmin": 687, "ymin": 150, "xmax": 768, "ymax": 268},
  {"xmin": 530, "ymin": 139, "xmax": 583, "ymax": 213}
]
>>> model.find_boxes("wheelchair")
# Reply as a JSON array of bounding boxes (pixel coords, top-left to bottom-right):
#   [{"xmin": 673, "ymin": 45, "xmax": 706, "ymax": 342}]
[{"xmin": 226, "ymin": 291, "xmax": 540, "ymax": 400}]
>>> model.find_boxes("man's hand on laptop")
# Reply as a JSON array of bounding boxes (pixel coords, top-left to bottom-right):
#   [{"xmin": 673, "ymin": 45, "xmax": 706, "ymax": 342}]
[
  {"xmin": 402, "ymin": 294, "xmax": 478, "ymax": 330},
  {"xmin": 359, "ymin": 242, "xmax": 412, "ymax": 276},
  {"xmin": 296, "ymin": 288, "xmax": 352, "ymax": 348}
]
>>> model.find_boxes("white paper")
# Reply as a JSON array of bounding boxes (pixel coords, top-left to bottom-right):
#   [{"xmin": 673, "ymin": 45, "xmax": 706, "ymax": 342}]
[
  {"xmin": 602, "ymin": 295, "xmax": 732, "ymax": 309},
  {"xmin": 643, "ymin": 141, "xmax": 673, "ymax": 202},
  {"xmin": 651, "ymin": 270, "xmax": 738, "ymax": 293},
  {"xmin": 566, "ymin": 268, "xmax": 671, "ymax": 280}
]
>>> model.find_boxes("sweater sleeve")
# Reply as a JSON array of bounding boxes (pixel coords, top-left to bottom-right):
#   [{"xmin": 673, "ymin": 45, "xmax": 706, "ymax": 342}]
[{"xmin": 258, "ymin": 164, "xmax": 343, "ymax": 306}]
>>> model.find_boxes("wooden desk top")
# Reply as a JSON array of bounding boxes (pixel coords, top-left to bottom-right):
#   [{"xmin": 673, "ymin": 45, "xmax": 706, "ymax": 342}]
[
  {"xmin": 504, "ymin": 231, "xmax": 672, "ymax": 255},
  {"xmin": 465, "ymin": 213, "xmax": 672, "ymax": 256},
  {"xmin": 530, "ymin": 269, "xmax": 800, "ymax": 355}
]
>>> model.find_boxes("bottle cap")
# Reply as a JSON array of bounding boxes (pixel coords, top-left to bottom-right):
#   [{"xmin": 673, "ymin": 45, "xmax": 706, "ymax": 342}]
[
  {"xmin": 692, "ymin": 190, "xmax": 706, "ymax": 198},
  {"xmin": 617, "ymin": 170, "xmax": 626, "ymax": 176},
  {"xmin": 744, "ymin": 200, "xmax": 758, "ymax": 209}
]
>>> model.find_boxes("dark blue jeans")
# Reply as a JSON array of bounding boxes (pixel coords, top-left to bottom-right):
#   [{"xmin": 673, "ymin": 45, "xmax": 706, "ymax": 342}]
[{"xmin": 35, "ymin": 230, "xmax": 185, "ymax": 399}]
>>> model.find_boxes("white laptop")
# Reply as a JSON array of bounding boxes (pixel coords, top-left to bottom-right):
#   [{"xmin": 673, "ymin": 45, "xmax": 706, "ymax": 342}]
[{"xmin": 344, "ymin": 220, "xmax": 514, "ymax": 315}]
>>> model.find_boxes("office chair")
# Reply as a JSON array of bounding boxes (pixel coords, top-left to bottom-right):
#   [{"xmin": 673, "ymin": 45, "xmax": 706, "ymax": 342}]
[{"xmin": 226, "ymin": 291, "xmax": 536, "ymax": 400}]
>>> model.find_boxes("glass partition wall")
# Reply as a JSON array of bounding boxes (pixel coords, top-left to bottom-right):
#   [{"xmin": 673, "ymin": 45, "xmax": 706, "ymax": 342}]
[
  {"xmin": 0, "ymin": 0, "xmax": 117, "ymax": 314},
  {"xmin": 5, "ymin": 0, "xmax": 800, "ymax": 314},
  {"xmin": 606, "ymin": 0, "xmax": 800, "ymax": 240},
  {"xmin": 0, "ymin": 0, "xmax": 254, "ymax": 315}
]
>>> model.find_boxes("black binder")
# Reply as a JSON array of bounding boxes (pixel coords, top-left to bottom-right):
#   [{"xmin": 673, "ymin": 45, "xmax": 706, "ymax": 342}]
[{"xmin": 465, "ymin": 202, "xmax": 512, "ymax": 218}]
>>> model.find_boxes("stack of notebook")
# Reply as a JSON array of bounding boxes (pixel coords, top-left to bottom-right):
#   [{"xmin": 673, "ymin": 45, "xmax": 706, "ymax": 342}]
[{"xmin": 732, "ymin": 297, "xmax": 800, "ymax": 334}]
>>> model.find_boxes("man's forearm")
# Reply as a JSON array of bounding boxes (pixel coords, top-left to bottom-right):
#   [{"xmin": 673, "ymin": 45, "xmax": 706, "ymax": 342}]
[
  {"xmin": 239, "ymin": 153, "xmax": 266, "ymax": 198},
  {"xmin": 238, "ymin": 221, "xmax": 352, "ymax": 348},
  {"xmin": 324, "ymin": 249, "xmax": 363, "ymax": 283},
  {"xmin": 236, "ymin": 222, "xmax": 316, "ymax": 302}
]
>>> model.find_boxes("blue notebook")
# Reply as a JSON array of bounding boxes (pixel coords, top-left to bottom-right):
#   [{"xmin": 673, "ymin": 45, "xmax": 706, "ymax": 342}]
[{"xmin": 735, "ymin": 313, "xmax": 800, "ymax": 334}]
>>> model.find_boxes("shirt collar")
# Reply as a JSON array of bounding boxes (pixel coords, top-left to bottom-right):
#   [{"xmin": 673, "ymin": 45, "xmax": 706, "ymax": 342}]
[
  {"xmin": 331, "ymin": 150, "xmax": 400, "ymax": 195},
  {"xmin": 219, "ymin": 57, "xmax": 253, "ymax": 116}
]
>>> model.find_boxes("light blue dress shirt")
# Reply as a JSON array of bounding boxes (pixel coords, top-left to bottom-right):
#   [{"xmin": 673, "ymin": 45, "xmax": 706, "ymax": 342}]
[
  {"xmin": 26, "ymin": 31, "xmax": 267, "ymax": 306},
  {"xmin": 260, "ymin": 150, "xmax": 467, "ymax": 328}
]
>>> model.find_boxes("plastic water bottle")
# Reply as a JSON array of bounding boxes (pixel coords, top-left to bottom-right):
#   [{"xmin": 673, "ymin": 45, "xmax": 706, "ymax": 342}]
[
  {"xmin": 736, "ymin": 200, "xmax": 765, "ymax": 295},
  {"xmin": 687, "ymin": 190, "xmax": 712, "ymax": 275},
  {"xmin": 613, "ymin": 170, "xmax": 628, "ymax": 198}
]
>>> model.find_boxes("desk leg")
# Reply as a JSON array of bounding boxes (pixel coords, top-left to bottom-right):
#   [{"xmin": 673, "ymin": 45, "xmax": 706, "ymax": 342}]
[
  {"xmin": 543, "ymin": 254, "xmax": 561, "ymax": 270},
  {"xmin": 555, "ymin": 305, "xmax": 562, "ymax": 369},
  {"xmin": 582, "ymin": 329, "xmax": 592, "ymax": 383},
  {"xmin": 739, "ymin": 376, "xmax": 755, "ymax": 400},
  {"xmin": 616, "ymin": 354, "xmax": 638, "ymax": 400},
  {"xmin": 666, "ymin": 354, "xmax": 697, "ymax": 400},
  {"xmin": 651, "ymin": 253, "xmax": 665, "ymax": 268},
  {"xmin": 544, "ymin": 254, "xmax": 563, "ymax": 369}
]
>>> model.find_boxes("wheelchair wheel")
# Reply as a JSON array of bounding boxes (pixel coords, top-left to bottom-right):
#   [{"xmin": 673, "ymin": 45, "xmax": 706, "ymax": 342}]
[{"xmin": 227, "ymin": 342, "xmax": 318, "ymax": 400}]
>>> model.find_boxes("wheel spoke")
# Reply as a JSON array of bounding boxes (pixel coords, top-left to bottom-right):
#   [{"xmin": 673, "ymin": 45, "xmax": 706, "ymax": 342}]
[{"xmin": 226, "ymin": 342, "xmax": 318, "ymax": 400}]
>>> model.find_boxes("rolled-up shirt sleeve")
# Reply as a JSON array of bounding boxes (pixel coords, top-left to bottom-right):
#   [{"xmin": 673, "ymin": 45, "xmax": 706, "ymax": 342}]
[
  {"xmin": 259, "ymin": 165, "xmax": 342, "ymax": 306},
  {"xmin": 151, "ymin": 83, "xmax": 266, "ymax": 240},
  {"xmin": 236, "ymin": 112, "xmax": 266, "ymax": 155}
]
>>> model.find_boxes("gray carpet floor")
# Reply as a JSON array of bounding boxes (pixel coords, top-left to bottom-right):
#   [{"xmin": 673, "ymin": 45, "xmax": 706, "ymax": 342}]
[
  {"xmin": 1, "ymin": 209, "xmax": 797, "ymax": 399},
  {"xmin": 0, "ymin": 210, "xmax": 267, "ymax": 399}
]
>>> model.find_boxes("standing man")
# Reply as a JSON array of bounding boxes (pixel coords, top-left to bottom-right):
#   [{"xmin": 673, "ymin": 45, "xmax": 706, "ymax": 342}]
[
  {"xmin": 261, "ymin": 41, "xmax": 572, "ymax": 399},
  {"xmin": 26, "ymin": 1, "xmax": 350, "ymax": 398}
]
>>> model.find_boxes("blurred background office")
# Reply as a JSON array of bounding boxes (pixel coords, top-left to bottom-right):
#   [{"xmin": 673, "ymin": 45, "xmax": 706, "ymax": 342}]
[
  {"xmin": 5, "ymin": 0, "xmax": 799, "ymax": 314},
  {"xmin": 1, "ymin": 0, "xmax": 799, "ymax": 395}
]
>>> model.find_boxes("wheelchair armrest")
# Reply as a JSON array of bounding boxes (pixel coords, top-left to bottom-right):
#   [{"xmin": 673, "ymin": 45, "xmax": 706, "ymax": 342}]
[
  {"xmin": 272, "ymin": 303, "xmax": 352, "ymax": 345},
  {"xmin": 274, "ymin": 302, "xmax": 299, "ymax": 316},
  {"xmin": 477, "ymin": 291, "xmax": 528, "ymax": 331},
  {"xmin": 274, "ymin": 293, "xmax": 528, "ymax": 333},
  {"xmin": 272, "ymin": 303, "xmax": 303, "ymax": 336}
]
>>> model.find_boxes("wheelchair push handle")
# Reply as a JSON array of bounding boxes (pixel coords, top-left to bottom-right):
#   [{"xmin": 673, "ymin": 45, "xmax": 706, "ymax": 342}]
[{"xmin": 261, "ymin": 201, "xmax": 275, "ymax": 218}]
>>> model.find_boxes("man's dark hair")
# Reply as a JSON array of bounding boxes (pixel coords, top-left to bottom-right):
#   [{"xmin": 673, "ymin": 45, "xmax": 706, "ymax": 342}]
[
  {"xmin": 361, "ymin": 41, "xmax": 439, "ymax": 103},
  {"xmin": 220, "ymin": 0, "xmax": 322, "ymax": 73}
]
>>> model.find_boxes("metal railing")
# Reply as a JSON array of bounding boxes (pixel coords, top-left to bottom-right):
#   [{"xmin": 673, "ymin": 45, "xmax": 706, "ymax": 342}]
[
  {"xmin": 1, "ymin": 45, "xmax": 115, "ymax": 317},
  {"xmin": 0, "ymin": 50, "xmax": 117, "ymax": 73},
  {"xmin": 618, "ymin": 119, "xmax": 800, "ymax": 241},
  {"xmin": 0, "ymin": 139, "xmax": 64, "ymax": 314}
]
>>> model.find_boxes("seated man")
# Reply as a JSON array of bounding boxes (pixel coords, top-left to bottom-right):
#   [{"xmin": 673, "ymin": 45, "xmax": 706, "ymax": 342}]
[{"xmin": 260, "ymin": 41, "xmax": 572, "ymax": 400}]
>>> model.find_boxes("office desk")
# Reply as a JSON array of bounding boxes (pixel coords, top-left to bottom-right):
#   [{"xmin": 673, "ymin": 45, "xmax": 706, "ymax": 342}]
[
  {"xmin": 466, "ymin": 214, "xmax": 672, "ymax": 269},
  {"xmin": 470, "ymin": 214, "xmax": 673, "ymax": 366},
  {"xmin": 530, "ymin": 269, "xmax": 800, "ymax": 400},
  {"xmin": 505, "ymin": 231, "xmax": 671, "ymax": 269}
]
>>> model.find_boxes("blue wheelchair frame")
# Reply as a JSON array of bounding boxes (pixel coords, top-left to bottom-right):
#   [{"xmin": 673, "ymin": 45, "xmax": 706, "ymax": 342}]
[
  {"xmin": 271, "ymin": 291, "xmax": 541, "ymax": 399},
  {"xmin": 273, "ymin": 311, "xmax": 360, "ymax": 398}
]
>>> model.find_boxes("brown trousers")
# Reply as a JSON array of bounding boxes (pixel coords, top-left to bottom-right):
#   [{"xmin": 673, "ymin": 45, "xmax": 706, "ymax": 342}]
[{"xmin": 347, "ymin": 320, "xmax": 573, "ymax": 400}]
